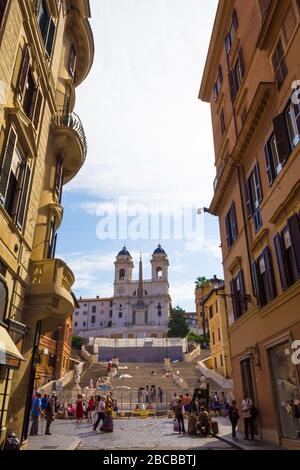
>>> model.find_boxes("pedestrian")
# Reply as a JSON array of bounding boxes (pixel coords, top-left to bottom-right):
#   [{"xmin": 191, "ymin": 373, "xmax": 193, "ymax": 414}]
[
  {"xmin": 228, "ymin": 400, "xmax": 240, "ymax": 439},
  {"xmin": 145, "ymin": 385, "xmax": 149, "ymax": 404},
  {"xmin": 76, "ymin": 394, "xmax": 85, "ymax": 423},
  {"xmin": 45, "ymin": 392, "xmax": 56, "ymax": 435},
  {"xmin": 93, "ymin": 396, "xmax": 106, "ymax": 431},
  {"xmin": 183, "ymin": 393, "xmax": 192, "ymax": 413},
  {"xmin": 88, "ymin": 396, "xmax": 95, "ymax": 422},
  {"xmin": 175, "ymin": 398, "xmax": 186, "ymax": 434},
  {"xmin": 138, "ymin": 386, "xmax": 143, "ymax": 403},
  {"xmin": 242, "ymin": 393, "xmax": 255, "ymax": 440},
  {"xmin": 30, "ymin": 393, "xmax": 42, "ymax": 436},
  {"xmin": 150, "ymin": 385, "xmax": 157, "ymax": 403},
  {"xmin": 158, "ymin": 387, "xmax": 163, "ymax": 404}
]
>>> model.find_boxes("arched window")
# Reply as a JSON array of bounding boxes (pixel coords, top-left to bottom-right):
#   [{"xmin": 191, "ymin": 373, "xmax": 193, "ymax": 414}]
[
  {"xmin": 157, "ymin": 303, "xmax": 162, "ymax": 317},
  {"xmin": 0, "ymin": 278, "xmax": 8, "ymax": 322},
  {"xmin": 156, "ymin": 267, "xmax": 163, "ymax": 279},
  {"xmin": 145, "ymin": 290, "xmax": 148, "ymax": 296},
  {"xmin": 133, "ymin": 290, "xmax": 136, "ymax": 296},
  {"xmin": 119, "ymin": 269, "xmax": 126, "ymax": 280}
]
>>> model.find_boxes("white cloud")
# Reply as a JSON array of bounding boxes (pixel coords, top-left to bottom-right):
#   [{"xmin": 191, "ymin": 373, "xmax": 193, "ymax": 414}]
[{"xmin": 185, "ymin": 238, "xmax": 222, "ymax": 260}]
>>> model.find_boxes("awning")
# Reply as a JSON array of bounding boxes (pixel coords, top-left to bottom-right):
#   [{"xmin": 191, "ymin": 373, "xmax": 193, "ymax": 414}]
[{"xmin": 0, "ymin": 326, "xmax": 24, "ymax": 365}]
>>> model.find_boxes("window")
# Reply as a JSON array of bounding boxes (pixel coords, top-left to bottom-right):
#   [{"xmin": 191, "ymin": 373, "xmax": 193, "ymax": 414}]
[
  {"xmin": 109, "ymin": 310, "xmax": 113, "ymax": 318},
  {"xmin": 74, "ymin": 322, "xmax": 78, "ymax": 327},
  {"xmin": 268, "ymin": 340, "xmax": 300, "ymax": 440},
  {"xmin": 274, "ymin": 214, "xmax": 300, "ymax": 291},
  {"xmin": 92, "ymin": 306, "xmax": 96, "ymax": 313},
  {"xmin": 214, "ymin": 357, "xmax": 217, "ymax": 369},
  {"xmin": 47, "ymin": 217, "xmax": 57, "ymax": 259},
  {"xmin": 220, "ymin": 354, "xmax": 223, "ymax": 367},
  {"xmin": 83, "ymin": 321, "xmax": 86, "ymax": 327},
  {"xmin": 215, "ymin": 300, "xmax": 218, "ymax": 313},
  {"xmin": 218, "ymin": 327, "xmax": 221, "ymax": 342},
  {"xmin": 0, "ymin": 127, "xmax": 31, "ymax": 230},
  {"xmin": 213, "ymin": 65, "xmax": 223, "ymax": 101},
  {"xmin": 264, "ymin": 134, "xmax": 282, "ymax": 185},
  {"xmin": 83, "ymin": 311, "xmax": 88, "ymax": 316},
  {"xmin": 156, "ymin": 267, "xmax": 163, "ymax": 279},
  {"xmin": 108, "ymin": 321, "xmax": 112, "ymax": 327},
  {"xmin": 0, "ymin": 1, "xmax": 8, "ymax": 29},
  {"xmin": 48, "ymin": 354, "xmax": 56, "ymax": 368},
  {"xmin": 245, "ymin": 163, "xmax": 263, "ymax": 232},
  {"xmin": 284, "ymin": 101, "xmax": 300, "ymax": 149},
  {"xmin": 69, "ymin": 45, "xmax": 77, "ymax": 78},
  {"xmin": 74, "ymin": 311, "xmax": 79, "ymax": 316},
  {"xmin": 225, "ymin": 202, "xmax": 238, "ymax": 248},
  {"xmin": 0, "ymin": 278, "xmax": 8, "ymax": 323},
  {"xmin": 241, "ymin": 107, "xmax": 247, "ymax": 125},
  {"xmin": 119, "ymin": 311, "xmax": 123, "ymax": 319},
  {"xmin": 54, "ymin": 156, "xmax": 63, "ymax": 202},
  {"xmin": 91, "ymin": 315, "xmax": 96, "ymax": 324},
  {"xmin": 212, "ymin": 331, "xmax": 215, "ymax": 345},
  {"xmin": 52, "ymin": 330, "xmax": 59, "ymax": 341},
  {"xmin": 228, "ymin": 50, "xmax": 245, "ymax": 101},
  {"xmin": 230, "ymin": 270, "xmax": 247, "ymax": 320},
  {"xmin": 157, "ymin": 303, "xmax": 162, "ymax": 317},
  {"xmin": 37, "ymin": 0, "xmax": 56, "ymax": 56},
  {"xmin": 225, "ymin": 9, "xmax": 238, "ymax": 54},
  {"xmin": 220, "ymin": 107, "xmax": 226, "ymax": 135},
  {"xmin": 272, "ymin": 39, "xmax": 287, "ymax": 90},
  {"xmin": 110, "ymin": 300, "xmax": 113, "ymax": 308},
  {"xmin": 251, "ymin": 247, "xmax": 276, "ymax": 308},
  {"xmin": 209, "ymin": 305, "xmax": 213, "ymax": 319},
  {"xmin": 119, "ymin": 269, "xmax": 125, "ymax": 280}
]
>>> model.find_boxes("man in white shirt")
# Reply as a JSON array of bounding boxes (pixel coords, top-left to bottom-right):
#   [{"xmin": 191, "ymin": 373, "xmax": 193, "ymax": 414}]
[
  {"xmin": 93, "ymin": 397, "xmax": 106, "ymax": 431},
  {"xmin": 241, "ymin": 393, "xmax": 254, "ymax": 440}
]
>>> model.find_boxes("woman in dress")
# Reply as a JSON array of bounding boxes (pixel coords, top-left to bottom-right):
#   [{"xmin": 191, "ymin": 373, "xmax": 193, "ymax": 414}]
[{"xmin": 76, "ymin": 394, "xmax": 84, "ymax": 423}]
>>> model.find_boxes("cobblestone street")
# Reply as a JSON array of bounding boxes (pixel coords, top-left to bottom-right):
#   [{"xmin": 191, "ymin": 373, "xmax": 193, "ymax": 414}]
[{"xmin": 44, "ymin": 418, "xmax": 233, "ymax": 450}]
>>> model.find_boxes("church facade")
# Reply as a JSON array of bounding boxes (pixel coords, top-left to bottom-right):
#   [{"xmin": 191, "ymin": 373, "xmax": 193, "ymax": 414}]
[{"xmin": 73, "ymin": 245, "xmax": 171, "ymax": 339}]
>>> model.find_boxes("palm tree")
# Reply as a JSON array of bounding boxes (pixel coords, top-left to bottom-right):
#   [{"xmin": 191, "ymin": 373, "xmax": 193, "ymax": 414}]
[{"xmin": 194, "ymin": 276, "xmax": 210, "ymax": 290}]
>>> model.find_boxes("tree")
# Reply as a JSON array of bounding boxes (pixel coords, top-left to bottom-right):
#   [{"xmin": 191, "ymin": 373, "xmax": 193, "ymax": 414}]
[
  {"xmin": 194, "ymin": 276, "xmax": 211, "ymax": 290},
  {"xmin": 72, "ymin": 335, "xmax": 84, "ymax": 349},
  {"xmin": 167, "ymin": 306, "xmax": 189, "ymax": 338}
]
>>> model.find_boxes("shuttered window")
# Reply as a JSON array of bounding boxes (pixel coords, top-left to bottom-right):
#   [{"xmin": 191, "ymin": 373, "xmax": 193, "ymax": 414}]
[
  {"xmin": 47, "ymin": 218, "xmax": 57, "ymax": 259},
  {"xmin": 220, "ymin": 107, "xmax": 226, "ymax": 135},
  {"xmin": 33, "ymin": 90, "xmax": 43, "ymax": 129},
  {"xmin": 245, "ymin": 163, "xmax": 263, "ymax": 231},
  {"xmin": 225, "ymin": 9, "xmax": 238, "ymax": 54},
  {"xmin": 272, "ymin": 39, "xmax": 288, "ymax": 90},
  {"xmin": 37, "ymin": 0, "xmax": 56, "ymax": 57},
  {"xmin": 54, "ymin": 155, "xmax": 63, "ymax": 202},
  {"xmin": 274, "ymin": 216, "xmax": 300, "ymax": 291},
  {"xmin": 252, "ymin": 247, "xmax": 276, "ymax": 308},
  {"xmin": 0, "ymin": 0, "xmax": 8, "ymax": 29},
  {"xmin": 69, "ymin": 45, "xmax": 77, "ymax": 78},
  {"xmin": 225, "ymin": 202, "xmax": 238, "ymax": 248},
  {"xmin": 230, "ymin": 270, "xmax": 247, "ymax": 320},
  {"xmin": 18, "ymin": 45, "xmax": 30, "ymax": 96},
  {"xmin": 228, "ymin": 49, "xmax": 245, "ymax": 101}
]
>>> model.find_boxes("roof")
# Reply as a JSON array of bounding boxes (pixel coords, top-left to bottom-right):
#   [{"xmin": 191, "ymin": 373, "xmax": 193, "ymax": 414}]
[
  {"xmin": 153, "ymin": 244, "xmax": 167, "ymax": 256},
  {"xmin": 117, "ymin": 246, "xmax": 132, "ymax": 257}
]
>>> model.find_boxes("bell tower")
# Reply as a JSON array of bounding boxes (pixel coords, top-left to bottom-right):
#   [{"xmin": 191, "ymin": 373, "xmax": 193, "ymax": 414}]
[
  {"xmin": 114, "ymin": 247, "xmax": 134, "ymax": 283},
  {"xmin": 151, "ymin": 244, "xmax": 169, "ymax": 281}
]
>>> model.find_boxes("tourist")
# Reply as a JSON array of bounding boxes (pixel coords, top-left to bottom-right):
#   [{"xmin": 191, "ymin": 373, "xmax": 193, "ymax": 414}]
[
  {"xmin": 76, "ymin": 394, "xmax": 85, "ymax": 423},
  {"xmin": 113, "ymin": 399, "xmax": 118, "ymax": 413},
  {"xmin": 175, "ymin": 398, "xmax": 185, "ymax": 434},
  {"xmin": 158, "ymin": 387, "xmax": 163, "ymax": 404},
  {"xmin": 147, "ymin": 402, "xmax": 154, "ymax": 410},
  {"xmin": 107, "ymin": 359, "xmax": 113, "ymax": 373},
  {"xmin": 135, "ymin": 403, "xmax": 140, "ymax": 410},
  {"xmin": 228, "ymin": 400, "xmax": 240, "ymax": 439},
  {"xmin": 101, "ymin": 398, "xmax": 113, "ymax": 433},
  {"xmin": 41, "ymin": 394, "xmax": 48, "ymax": 418},
  {"xmin": 45, "ymin": 392, "xmax": 56, "ymax": 435},
  {"xmin": 150, "ymin": 385, "xmax": 157, "ymax": 403},
  {"xmin": 30, "ymin": 393, "xmax": 42, "ymax": 436},
  {"xmin": 93, "ymin": 396, "xmax": 106, "ymax": 431},
  {"xmin": 183, "ymin": 393, "xmax": 192, "ymax": 413},
  {"xmin": 138, "ymin": 386, "xmax": 144, "ymax": 403},
  {"xmin": 242, "ymin": 393, "xmax": 255, "ymax": 440},
  {"xmin": 197, "ymin": 406, "xmax": 210, "ymax": 436},
  {"xmin": 145, "ymin": 385, "xmax": 149, "ymax": 403},
  {"xmin": 88, "ymin": 396, "xmax": 95, "ymax": 422}
]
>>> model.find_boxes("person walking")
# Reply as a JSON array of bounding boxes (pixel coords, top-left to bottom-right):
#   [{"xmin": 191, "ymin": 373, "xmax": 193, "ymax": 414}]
[
  {"xmin": 175, "ymin": 398, "xmax": 186, "ymax": 434},
  {"xmin": 45, "ymin": 392, "xmax": 56, "ymax": 435},
  {"xmin": 93, "ymin": 396, "xmax": 106, "ymax": 431},
  {"xmin": 158, "ymin": 387, "xmax": 163, "ymax": 404},
  {"xmin": 242, "ymin": 393, "xmax": 255, "ymax": 440},
  {"xmin": 76, "ymin": 394, "xmax": 85, "ymax": 423},
  {"xmin": 228, "ymin": 400, "xmax": 240, "ymax": 439},
  {"xmin": 30, "ymin": 393, "xmax": 42, "ymax": 436}
]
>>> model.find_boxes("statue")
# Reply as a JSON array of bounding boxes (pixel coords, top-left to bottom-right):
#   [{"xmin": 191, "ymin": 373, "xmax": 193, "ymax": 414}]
[
  {"xmin": 90, "ymin": 378, "xmax": 94, "ymax": 389},
  {"xmin": 199, "ymin": 376, "xmax": 208, "ymax": 390}
]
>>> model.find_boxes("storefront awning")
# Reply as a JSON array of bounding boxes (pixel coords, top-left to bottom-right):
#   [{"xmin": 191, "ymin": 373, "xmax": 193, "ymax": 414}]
[{"xmin": 0, "ymin": 326, "xmax": 24, "ymax": 365}]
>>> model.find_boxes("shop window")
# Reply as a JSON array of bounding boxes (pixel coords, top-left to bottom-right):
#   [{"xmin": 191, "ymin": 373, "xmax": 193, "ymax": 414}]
[{"xmin": 268, "ymin": 341, "xmax": 300, "ymax": 440}]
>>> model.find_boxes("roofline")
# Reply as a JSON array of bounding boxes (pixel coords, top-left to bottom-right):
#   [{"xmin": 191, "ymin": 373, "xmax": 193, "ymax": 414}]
[{"xmin": 198, "ymin": 0, "xmax": 234, "ymax": 102}]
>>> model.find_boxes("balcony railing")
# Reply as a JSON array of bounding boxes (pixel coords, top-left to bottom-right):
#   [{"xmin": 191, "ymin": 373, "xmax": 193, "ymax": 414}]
[
  {"xmin": 30, "ymin": 259, "xmax": 75, "ymax": 294},
  {"xmin": 52, "ymin": 111, "xmax": 87, "ymax": 161}
]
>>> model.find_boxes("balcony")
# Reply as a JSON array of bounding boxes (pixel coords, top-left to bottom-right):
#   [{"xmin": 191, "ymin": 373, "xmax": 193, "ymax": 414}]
[
  {"xmin": 26, "ymin": 259, "xmax": 75, "ymax": 334},
  {"xmin": 52, "ymin": 111, "xmax": 87, "ymax": 183}
]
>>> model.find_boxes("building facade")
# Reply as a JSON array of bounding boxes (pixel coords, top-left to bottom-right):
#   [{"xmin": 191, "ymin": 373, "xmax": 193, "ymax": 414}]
[
  {"xmin": 185, "ymin": 311, "xmax": 200, "ymax": 334},
  {"xmin": 200, "ymin": 0, "xmax": 300, "ymax": 447},
  {"xmin": 0, "ymin": 0, "xmax": 94, "ymax": 446},
  {"xmin": 74, "ymin": 245, "xmax": 172, "ymax": 339}
]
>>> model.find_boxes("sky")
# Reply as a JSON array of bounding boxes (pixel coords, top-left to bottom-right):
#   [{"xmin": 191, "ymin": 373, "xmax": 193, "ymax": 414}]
[{"xmin": 57, "ymin": 0, "xmax": 221, "ymax": 311}]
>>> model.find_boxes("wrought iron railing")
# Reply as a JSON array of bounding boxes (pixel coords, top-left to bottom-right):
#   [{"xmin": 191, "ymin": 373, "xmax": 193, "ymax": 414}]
[{"xmin": 52, "ymin": 111, "xmax": 87, "ymax": 161}]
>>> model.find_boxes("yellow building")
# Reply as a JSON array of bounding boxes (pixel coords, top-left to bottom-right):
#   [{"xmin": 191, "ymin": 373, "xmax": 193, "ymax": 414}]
[
  {"xmin": 0, "ymin": 0, "xmax": 94, "ymax": 447},
  {"xmin": 200, "ymin": 0, "xmax": 300, "ymax": 448},
  {"xmin": 203, "ymin": 280, "xmax": 232, "ymax": 379}
]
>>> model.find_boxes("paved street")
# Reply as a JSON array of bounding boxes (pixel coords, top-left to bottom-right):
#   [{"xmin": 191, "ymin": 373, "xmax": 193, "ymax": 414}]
[{"xmin": 33, "ymin": 418, "xmax": 233, "ymax": 450}]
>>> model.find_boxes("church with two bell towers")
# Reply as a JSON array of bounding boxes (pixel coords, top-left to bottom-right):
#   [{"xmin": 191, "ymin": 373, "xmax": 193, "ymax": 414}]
[{"xmin": 111, "ymin": 245, "xmax": 171, "ymax": 338}]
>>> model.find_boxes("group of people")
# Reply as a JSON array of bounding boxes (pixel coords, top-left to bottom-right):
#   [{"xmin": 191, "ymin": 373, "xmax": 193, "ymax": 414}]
[
  {"xmin": 30, "ymin": 392, "xmax": 56, "ymax": 436},
  {"xmin": 169, "ymin": 392, "xmax": 210, "ymax": 436},
  {"xmin": 137, "ymin": 385, "xmax": 164, "ymax": 404},
  {"xmin": 228, "ymin": 393, "xmax": 257, "ymax": 440}
]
